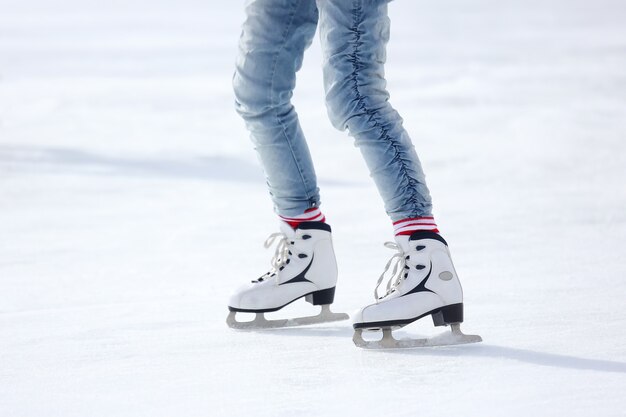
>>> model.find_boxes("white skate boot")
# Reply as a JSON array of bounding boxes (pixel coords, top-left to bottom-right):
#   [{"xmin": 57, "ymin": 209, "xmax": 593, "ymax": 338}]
[
  {"xmin": 352, "ymin": 231, "xmax": 482, "ymax": 348},
  {"xmin": 227, "ymin": 221, "xmax": 349, "ymax": 329}
]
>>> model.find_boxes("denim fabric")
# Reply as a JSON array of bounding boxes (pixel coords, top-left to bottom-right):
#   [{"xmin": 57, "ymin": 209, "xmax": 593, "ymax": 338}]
[{"xmin": 233, "ymin": 0, "xmax": 433, "ymax": 221}]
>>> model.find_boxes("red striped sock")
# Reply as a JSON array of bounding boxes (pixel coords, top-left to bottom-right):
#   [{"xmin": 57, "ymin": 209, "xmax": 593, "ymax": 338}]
[
  {"xmin": 279, "ymin": 207, "xmax": 326, "ymax": 229},
  {"xmin": 393, "ymin": 216, "xmax": 439, "ymax": 236}
]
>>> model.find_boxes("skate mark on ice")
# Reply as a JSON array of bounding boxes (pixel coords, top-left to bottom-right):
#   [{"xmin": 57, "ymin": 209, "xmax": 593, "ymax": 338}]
[
  {"xmin": 257, "ymin": 326, "xmax": 354, "ymax": 338},
  {"xmin": 382, "ymin": 344, "xmax": 626, "ymax": 374},
  {"xmin": 0, "ymin": 144, "xmax": 363, "ymax": 186},
  {"xmin": 478, "ymin": 346, "xmax": 626, "ymax": 374},
  {"xmin": 0, "ymin": 145, "xmax": 262, "ymax": 182}
]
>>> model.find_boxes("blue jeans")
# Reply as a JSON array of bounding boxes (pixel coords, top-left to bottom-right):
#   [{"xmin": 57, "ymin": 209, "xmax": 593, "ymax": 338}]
[{"xmin": 233, "ymin": 0, "xmax": 432, "ymax": 222}]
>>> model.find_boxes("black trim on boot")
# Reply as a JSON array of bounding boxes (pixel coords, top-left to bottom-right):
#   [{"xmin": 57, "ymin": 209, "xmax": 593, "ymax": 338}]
[
  {"xmin": 305, "ymin": 286, "xmax": 335, "ymax": 305},
  {"xmin": 409, "ymin": 230, "xmax": 447, "ymax": 246},
  {"xmin": 352, "ymin": 303, "xmax": 464, "ymax": 330},
  {"xmin": 431, "ymin": 303, "xmax": 464, "ymax": 327},
  {"xmin": 297, "ymin": 222, "xmax": 331, "ymax": 233}
]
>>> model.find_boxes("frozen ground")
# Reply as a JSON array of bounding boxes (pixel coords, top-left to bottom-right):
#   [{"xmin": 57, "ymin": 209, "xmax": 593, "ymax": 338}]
[{"xmin": 1, "ymin": 0, "xmax": 625, "ymax": 416}]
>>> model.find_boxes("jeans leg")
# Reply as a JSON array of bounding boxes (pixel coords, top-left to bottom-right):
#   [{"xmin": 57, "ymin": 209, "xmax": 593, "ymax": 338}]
[
  {"xmin": 317, "ymin": 0, "xmax": 433, "ymax": 221},
  {"xmin": 233, "ymin": 0, "xmax": 320, "ymax": 217}
]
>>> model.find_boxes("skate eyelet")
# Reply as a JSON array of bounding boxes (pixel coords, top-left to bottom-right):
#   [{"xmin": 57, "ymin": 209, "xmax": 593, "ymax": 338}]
[
  {"xmin": 302, "ymin": 234, "xmax": 311, "ymax": 240},
  {"xmin": 298, "ymin": 254, "xmax": 307, "ymax": 258},
  {"xmin": 415, "ymin": 245, "xmax": 425, "ymax": 251},
  {"xmin": 416, "ymin": 265, "xmax": 425, "ymax": 270}
]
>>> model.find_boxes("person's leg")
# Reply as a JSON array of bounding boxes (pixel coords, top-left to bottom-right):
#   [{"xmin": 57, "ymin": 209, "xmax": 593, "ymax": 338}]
[
  {"xmin": 233, "ymin": 0, "xmax": 321, "ymax": 219},
  {"xmin": 317, "ymin": 0, "xmax": 478, "ymax": 347},
  {"xmin": 228, "ymin": 0, "xmax": 346, "ymax": 327},
  {"xmin": 317, "ymin": 0, "xmax": 436, "ymax": 234}
]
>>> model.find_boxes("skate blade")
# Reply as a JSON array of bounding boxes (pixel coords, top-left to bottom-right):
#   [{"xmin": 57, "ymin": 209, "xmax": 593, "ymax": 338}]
[
  {"xmin": 353, "ymin": 324, "xmax": 482, "ymax": 349},
  {"xmin": 227, "ymin": 304, "xmax": 349, "ymax": 330}
]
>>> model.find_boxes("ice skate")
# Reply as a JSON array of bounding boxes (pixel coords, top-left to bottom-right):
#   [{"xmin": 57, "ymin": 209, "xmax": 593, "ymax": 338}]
[
  {"xmin": 227, "ymin": 221, "xmax": 348, "ymax": 329},
  {"xmin": 352, "ymin": 231, "xmax": 482, "ymax": 349}
]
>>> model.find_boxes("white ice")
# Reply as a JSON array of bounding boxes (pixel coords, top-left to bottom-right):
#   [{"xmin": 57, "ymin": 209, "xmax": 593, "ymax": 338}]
[{"xmin": 1, "ymin": 1, "xmax": 625, "ymax": 416}]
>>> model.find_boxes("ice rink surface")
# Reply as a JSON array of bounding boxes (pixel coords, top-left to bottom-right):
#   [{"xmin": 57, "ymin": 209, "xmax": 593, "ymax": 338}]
[{"xmin": 1, "ymin": 1, "xmax": 625, "ymax": 416}]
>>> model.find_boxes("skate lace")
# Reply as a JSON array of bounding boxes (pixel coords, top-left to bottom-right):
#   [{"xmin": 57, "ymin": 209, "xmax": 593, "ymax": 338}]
[
  {"xmin": 263, "ymin": 232, "xmax": 291, "ymax": 284},
  {"xmin": 374, "ymin": 242, "xmax": 407, "ymax": 301}
]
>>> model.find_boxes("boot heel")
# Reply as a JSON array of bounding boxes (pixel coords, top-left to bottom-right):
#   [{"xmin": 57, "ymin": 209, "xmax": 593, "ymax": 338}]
[
  {"xmin": 305, "ymin": 287, "xmax": 336, "ymax": 305},
  {"xmin": 431, "ymin": 303, "xmax": 464, "ymax": 327}
]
